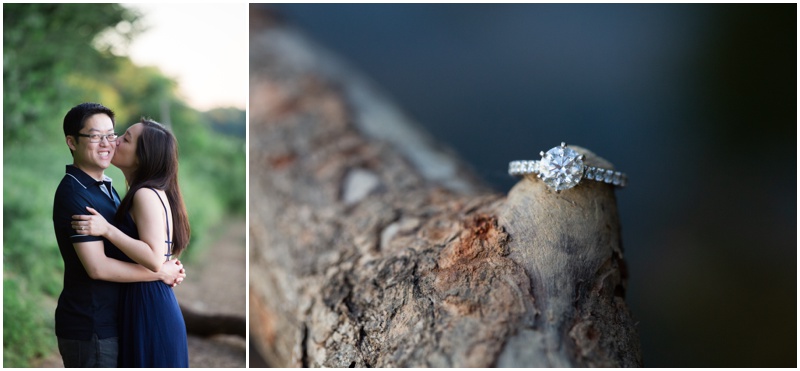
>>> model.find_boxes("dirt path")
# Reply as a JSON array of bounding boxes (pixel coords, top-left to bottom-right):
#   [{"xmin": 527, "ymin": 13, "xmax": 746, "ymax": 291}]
[
  {"xmin": 175, "ymin": 218, "xmax": 246, "ymax": 367},
  {"xmin": 33, "ymin": 218, "xmax": 247, "ymax": 368}
]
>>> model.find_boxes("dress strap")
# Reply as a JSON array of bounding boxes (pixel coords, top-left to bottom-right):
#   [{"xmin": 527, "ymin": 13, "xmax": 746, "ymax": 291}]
[{"xmin": 148, "ymin": 188, "xmax": 173, "ymax": 261}]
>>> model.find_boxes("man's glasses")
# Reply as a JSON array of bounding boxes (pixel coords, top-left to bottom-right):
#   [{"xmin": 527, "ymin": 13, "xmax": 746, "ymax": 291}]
[{"xmin": 77, "ymin": 133, "xmax": 118, "ymax": 143}]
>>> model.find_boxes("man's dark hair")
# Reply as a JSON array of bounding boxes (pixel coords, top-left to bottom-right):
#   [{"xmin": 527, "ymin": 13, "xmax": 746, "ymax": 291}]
[{"xmin": 63, "ymin": 102, "xmax": 116, "ymax": 139}]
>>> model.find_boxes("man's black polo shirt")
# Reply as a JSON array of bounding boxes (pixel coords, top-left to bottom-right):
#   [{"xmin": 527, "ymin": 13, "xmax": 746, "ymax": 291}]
[{"xmin": 52, "ymin": 165, "xmax": 126, "ymax": 340}]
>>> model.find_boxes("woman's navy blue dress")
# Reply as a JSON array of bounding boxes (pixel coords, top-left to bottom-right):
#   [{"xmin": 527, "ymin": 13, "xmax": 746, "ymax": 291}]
[{"xmin": 116, "ymin": 188, "xmax": 188, "ymax": 367}]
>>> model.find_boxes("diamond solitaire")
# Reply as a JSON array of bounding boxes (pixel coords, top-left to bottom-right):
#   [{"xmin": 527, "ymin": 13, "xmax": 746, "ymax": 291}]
[{"xmin": 508, "ymin": 142, "xmax": 627, "ymax": 192}]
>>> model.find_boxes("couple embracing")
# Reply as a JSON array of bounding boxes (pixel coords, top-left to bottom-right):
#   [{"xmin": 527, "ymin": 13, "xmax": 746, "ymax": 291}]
[{"xmin": 53, "ymin": 102, "xmax": 190, "ymax": 367}]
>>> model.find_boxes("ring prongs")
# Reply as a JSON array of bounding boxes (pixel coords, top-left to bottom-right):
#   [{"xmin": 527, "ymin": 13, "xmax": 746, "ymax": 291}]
[{"xmin": 508, "ymin": 142, "xmax": 627, "ymax": 191}]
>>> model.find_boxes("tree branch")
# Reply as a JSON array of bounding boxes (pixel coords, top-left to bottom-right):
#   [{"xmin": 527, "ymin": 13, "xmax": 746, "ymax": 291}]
[{"xmin": 248, "ymin": 5, "xmax": 641, "ymax": 367}]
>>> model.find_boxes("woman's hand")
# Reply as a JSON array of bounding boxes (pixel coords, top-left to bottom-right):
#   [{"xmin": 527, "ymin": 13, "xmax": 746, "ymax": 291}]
[
  {"xmin": 72, "ymin": 206, "xmax": 111, "ymax": 237},
  {"xmin": 161, "ymin": 259, "xmax": 187, "ymax": 287}
]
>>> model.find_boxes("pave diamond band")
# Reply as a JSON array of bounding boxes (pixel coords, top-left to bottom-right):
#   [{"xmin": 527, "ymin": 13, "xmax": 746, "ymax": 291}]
[
  {"xmin": 508, "ymin": 160, "xmax": 627, "ymax": 186},
  {"xmin": 509, "ymin": 142, "xmax": 627, "ymax": 192}
]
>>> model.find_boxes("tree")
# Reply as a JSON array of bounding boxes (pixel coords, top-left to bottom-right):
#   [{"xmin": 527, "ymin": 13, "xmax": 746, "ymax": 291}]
[{"xmin": 3, "ymin": 3, "xmax": 142, "ymax": 143}]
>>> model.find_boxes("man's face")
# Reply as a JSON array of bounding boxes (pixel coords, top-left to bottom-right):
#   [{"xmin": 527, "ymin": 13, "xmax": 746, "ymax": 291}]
[{"xmin": 68, "ymin": 113, "xmax": 116, "ymax": 178}]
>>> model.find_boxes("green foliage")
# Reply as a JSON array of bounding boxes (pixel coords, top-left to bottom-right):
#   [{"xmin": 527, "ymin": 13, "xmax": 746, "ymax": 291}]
[
  {"xmin": 178, "ymin": 117, "xmax": 247, "ymax": 216},
  {"xmin": 3, "ymin": 3, "xmax": 143, "ymax": 144},
  {"xmin": 3, "ymin": 279, "xmax": 56, "ymax": 368},
  {"xmin": 4, "ymin": 144, "xmax": 68, "ymax": 297},
  {"xmin": 3, "ymin": 3, "xmax": 245, "ymax": 366},
  {"xmin": 206, "ymin": 107, "xmax": 246, "ymax": 139}
]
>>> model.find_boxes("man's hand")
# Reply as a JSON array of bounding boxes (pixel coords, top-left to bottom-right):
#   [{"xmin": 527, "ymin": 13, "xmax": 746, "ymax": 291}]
[{"xmin": 160, "ymin": 259, "xmax": 187, "ymax": 287}]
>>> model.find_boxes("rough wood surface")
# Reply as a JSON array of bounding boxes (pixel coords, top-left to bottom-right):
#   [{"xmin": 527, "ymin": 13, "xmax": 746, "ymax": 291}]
[{"xmin": 249, "ymin": 6, "xmax": 641, "ymax": 367}]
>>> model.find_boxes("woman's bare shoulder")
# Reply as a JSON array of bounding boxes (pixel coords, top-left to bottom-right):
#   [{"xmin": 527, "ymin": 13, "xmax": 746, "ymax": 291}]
[{"xmin": 132, "ymin": 187, "xmax": 166, "ymax": 208}]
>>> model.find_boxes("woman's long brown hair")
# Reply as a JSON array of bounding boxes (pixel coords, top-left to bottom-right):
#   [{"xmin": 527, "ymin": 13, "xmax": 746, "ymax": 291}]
[{"xmin": 115, "ymin": 119, "xmax": 190, "ymax": 257}]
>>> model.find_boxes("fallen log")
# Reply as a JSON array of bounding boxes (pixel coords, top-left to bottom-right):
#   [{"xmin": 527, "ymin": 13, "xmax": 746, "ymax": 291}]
[
  {"xmin": 180, "ymin": 304, "xmax": 246, "ymax": 338},
  {"xmin": 248, "ymin": 5, "xmax": 641, "ymax": 367}
]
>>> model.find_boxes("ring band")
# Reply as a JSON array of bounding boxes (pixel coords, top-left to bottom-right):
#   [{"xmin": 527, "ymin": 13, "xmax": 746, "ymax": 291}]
[{"xmin": 509, "ymin": 142, "xmax": 627, "ymax": 192}]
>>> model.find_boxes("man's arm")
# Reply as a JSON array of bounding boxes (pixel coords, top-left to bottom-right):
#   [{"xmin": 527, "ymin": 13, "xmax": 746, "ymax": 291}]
[
  {"xmin": 72, "ymin": 191, "xmax": 170, "ymax": 273},
  {"xmin": 74, "ymin": 240, "xmax": 185, "ymax": 285}
]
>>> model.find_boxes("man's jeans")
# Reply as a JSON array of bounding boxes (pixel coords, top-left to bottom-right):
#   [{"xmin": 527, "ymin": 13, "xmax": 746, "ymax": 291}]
[{"xmin": 57, "ymin": 334, "xmax": 118, "ymax": 368}]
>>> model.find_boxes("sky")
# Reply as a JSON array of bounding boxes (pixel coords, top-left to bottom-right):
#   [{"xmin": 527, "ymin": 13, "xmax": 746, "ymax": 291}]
[{"xmin": 122, "ymin": 3, "xmax": 247, "ymax": 111}]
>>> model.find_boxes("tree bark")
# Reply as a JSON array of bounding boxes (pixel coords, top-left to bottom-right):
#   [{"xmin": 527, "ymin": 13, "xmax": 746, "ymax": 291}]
[{"xmin": 249, "ymin": 5, "xmax": 641, "ymax": 367}]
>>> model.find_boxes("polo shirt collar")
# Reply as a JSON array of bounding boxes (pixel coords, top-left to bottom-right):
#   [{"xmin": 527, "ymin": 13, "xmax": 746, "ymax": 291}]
[
  {"xmin": 65, "ymin": 164, "xmax": 113, "ymax": 189},
  {"xmin": 66, "ymin": 165, "xmax": 119, "ymax": 206}
]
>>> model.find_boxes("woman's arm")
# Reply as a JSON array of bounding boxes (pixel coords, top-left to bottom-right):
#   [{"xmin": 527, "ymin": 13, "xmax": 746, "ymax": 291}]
[
  {"xmin": 73, "ymin": 190, "xmax": 168, "ymax": 272},
  {"xmin": 74, "ymin": 240, "xmax": 185, "ymax": 285}
]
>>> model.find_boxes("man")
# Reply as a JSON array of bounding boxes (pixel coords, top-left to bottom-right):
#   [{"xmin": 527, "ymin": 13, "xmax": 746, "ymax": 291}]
[{"xmin": 52, "ymin": 102, "xmax": 186, "ymax": 367}]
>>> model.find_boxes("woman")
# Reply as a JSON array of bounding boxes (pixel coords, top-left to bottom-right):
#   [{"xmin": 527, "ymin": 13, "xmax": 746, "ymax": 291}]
[{"xmin": 72, "ymin": 118, "xmax": 190, "ymax": 367}]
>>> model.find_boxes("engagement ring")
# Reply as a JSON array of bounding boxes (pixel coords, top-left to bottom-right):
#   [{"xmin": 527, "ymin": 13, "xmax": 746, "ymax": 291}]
[{"xmin": 509, "ymin": 142, "xmax": 627, "ymax": 192}]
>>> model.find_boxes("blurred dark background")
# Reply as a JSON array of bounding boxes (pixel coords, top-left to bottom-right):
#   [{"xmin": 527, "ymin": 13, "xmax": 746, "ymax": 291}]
[{"xmin": 257, "ymin": 3, "xmax": 796, "ymax": 367}]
